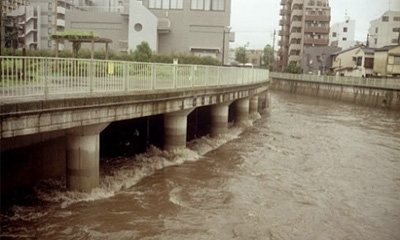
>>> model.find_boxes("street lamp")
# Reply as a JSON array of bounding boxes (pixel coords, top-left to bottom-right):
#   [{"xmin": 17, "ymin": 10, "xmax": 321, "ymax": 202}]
[{"xmin": 222, "ymin": 26, "xmax": 231, "ymax": 66}]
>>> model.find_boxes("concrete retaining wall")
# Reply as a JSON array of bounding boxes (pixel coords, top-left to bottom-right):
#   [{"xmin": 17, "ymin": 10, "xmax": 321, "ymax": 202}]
[{"xmin": 271, "ymin": 79, "xmax": 400, "ymax": 110}]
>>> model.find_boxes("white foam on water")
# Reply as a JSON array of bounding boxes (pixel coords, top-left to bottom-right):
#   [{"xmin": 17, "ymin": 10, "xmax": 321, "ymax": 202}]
[{"xmin": 6, "ymin": 121, "xmax": 255, "ymax": 221}]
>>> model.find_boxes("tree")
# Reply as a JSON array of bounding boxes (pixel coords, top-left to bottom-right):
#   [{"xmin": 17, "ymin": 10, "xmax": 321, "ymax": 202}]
[
  {"xmin": 286, "ymin": 61, "xmax": 302, "ymax": 74},
  {"xmin": 262, "ymin": 44, "xmax": 275, "ymax": 70},
  {"xmin": 133, "ymin": 41, "xmax": 153, "ymax": 62},
  {"xmin": 235, "ymin": 47, "xmax": 248, "ymax": 65}
]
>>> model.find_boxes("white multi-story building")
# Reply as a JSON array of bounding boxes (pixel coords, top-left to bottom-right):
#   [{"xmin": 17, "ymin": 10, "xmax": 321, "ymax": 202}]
[
  {"xmin": 7, "ymin": 0, "xmax": 81, "ymax": 50},
  {"xmin": 368, "ymin": 11, "xmax": 400, "ymax": 48},
  {"xmin": 330, "ymin": 17, "xmax": 356, "ymax": 50}
]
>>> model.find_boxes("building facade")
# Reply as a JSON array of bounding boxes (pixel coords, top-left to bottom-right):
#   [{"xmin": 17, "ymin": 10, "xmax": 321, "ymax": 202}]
[
  {"xmin": 1, "ymin": 0, "xmax": 27, "ymax": 15},
  {"xmin": 330, "ymin": 17, "xmax": 356, "ymax": 50},
  {"xmin": 373, "ymin": 45, "xmax": 400, "ymax": 77},
  {"xmin": 331, "ymin": 45, "xmax": 375, "ymax": 77},
  {"xmin": 368, "ymin": 11, "xmax": 400, "ymax": 48},
  {"xmin": 6, "ymin": 0, "xmax": 232, "ymax": 63},
  {"xmin": 301, "ymin": 46, "xmax": 341, "ymax": 75},
  {"xmin": 140, "ymin": 0, "xmax": 232, "ymax": 63},
  {"xmin": 278, "ymin": 0, "xmax": 331, "ymax": 71},
  {"xmin": 6, "ymin": 0, "xmax": 82, "ymax": 50}
]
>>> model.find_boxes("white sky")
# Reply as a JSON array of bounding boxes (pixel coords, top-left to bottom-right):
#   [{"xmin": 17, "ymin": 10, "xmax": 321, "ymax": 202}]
[{"xmin": 230, "ymin": 0, "xmax": 400, "ymax": 50}]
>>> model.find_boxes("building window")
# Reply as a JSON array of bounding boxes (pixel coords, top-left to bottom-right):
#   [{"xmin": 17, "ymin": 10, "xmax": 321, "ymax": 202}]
[
  {"xmin": 343, "ymin": 27, "xmax": 348, "ymax": 32},
  {"xmin": 149, "ymin": 0, "xmax": 183, "ymax": 9},
  {"xmin": 48, "ymin": 41, "xmax": 52, "ymax": 48},
  {"xmin": 393, "ymin": 27, "xmax": 400, "ymax": 32},
  {"xmin": 356, "ymin": 57, "xmax": 362, "ymax": 66},
  {"xmin": 382, "ymin": 16, "xmax": 389, "ymax": 22},
  {"xmin": 375, "ymin": 27, "xmax": 378, "ymax": 33},
  {"xmin": 392, "ymin": 39, "xmax": 398, "ymax": 43},
  {"xmin": 342, "ymin": 37, "xmax": 347, "ymax": 41},
  {"xmin": 394, "ymin": 57, "xmax": 400, "ymax": 65},
  {"xmin": 191, "ymin": 0, "xmax": 225, "ymax": 11},
  {"xmin": 394, "ymin": 17, "xmax": 400, "ymax": 21},
  {"xmin": 364, "ymin": 58, "xmax": 374, "ymax": 68},
  {"xmin": 170, "ymin": 0, "xmax": 183, "ymax": 9},
  {"xmin": 374, "ymin": 38, "xmax": 378, "ymax": 44},
  {"xmin": 332, "ymin": 32, "xmax": 337, "ymax": 37},
  {"xmin": 48, "ymin": 28, "xmax": 52, "ymax": 34},
  {"xmin": 48, "ymin": 15, "xmax": 52, "ymax": 22},
  {"xmin": 48, "ymin": 2, "xmax": 52, "ymax": 10}
]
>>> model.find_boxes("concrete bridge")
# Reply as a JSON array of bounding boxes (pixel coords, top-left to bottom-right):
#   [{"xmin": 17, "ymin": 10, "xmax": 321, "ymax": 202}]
[{"xmin": 0, "ymin": 57, "xmax": 269, "ymax": 193}]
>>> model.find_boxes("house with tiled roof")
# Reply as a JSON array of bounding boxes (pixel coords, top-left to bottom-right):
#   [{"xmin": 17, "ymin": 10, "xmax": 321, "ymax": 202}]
[{"xmin": 331, "ymin": 45, "xmax": 375, "ymax": 77}]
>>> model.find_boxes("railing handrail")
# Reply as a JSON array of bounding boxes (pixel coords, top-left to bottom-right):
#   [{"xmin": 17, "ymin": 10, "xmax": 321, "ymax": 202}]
[
  {"xmin": 0, "ymin": 56, "xmax": 270, "ymax": 100},
  {"xmin": 270, "ymin": 72, "xmax": 400, "ymax": 90}
]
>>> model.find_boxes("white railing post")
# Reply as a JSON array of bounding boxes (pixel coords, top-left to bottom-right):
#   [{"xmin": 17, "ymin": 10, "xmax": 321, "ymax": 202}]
[
  {"xmin": 151, "ymin": 64, "xmax": 155, "ymax": 90},
  {"xmin": 89, "ymin": 59, "xmax": 94, "ymax": 93},
  {"xmin": 44, "ymin": 58, "xmax": 49, "ymax": 99},
  {"xmin": 173, "ymin": 65, "xmax": 177, "ymax": 89},
  {"xmin": 124, "ymin": 61, "xmax": 128, "ymax": 91},
  {"xmin": 191, "ymin": 65, "xmax": 195, "ymax": 87}
]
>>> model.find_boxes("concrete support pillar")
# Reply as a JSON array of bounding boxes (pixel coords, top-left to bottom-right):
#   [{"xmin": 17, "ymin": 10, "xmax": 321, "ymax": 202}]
[
  {"xmin": 235, "ymin": 97, "xmax": 250, "ymax": 126},
  {"xmin": 249, "ymin": 95, "xmax": 259, "ymax": 115},
  {"xmin": 210, "ymin": 101, "xmax": 232, "ymax": 137},
  {"xmin": 66, "ymin": 123, "xmax": 109, "ymax": 192},
  {"xmin": 164, "ymin": 109, "xmax": 194, "ymax": 151},
  {"xmin": 258, "ymin": 91, "xmax": 269, "ymax": 111}
]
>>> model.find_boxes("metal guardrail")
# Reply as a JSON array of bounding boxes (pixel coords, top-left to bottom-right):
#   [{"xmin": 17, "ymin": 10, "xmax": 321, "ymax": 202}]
[
  {"xmin": 0, "ymin": 57, "xmax": 269, "ymax": 99},
  {"xmin": 270, "ymin": 72, "xmax": 400, "ymax": 90}
]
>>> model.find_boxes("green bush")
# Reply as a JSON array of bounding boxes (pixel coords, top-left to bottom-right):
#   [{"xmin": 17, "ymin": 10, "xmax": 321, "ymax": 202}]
[{"xmin": 1, "ymin": 47, "xmax": 221, "ymax": 66}]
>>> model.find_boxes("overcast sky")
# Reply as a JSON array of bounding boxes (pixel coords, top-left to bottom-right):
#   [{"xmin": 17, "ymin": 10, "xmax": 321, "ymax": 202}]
[{"xmin": 230, "ymin": 0, "xmax": 400, "ymax": 49}]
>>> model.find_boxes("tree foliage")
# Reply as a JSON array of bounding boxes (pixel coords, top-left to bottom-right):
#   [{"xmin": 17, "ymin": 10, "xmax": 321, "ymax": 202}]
[
  {"xmin": 133, "ymin": 41, "xmax": 153, "ymax": 62},
  {"xmin": 235, "ymin": 47, "xmax": 248, "ymax": 64},
  {"xmin": 262, "ymin": 44, "xmax": 275, "ymax": 70},
  {"xmin": 285, "ymin": 61, "xmax": 302, "ymax": 74}
]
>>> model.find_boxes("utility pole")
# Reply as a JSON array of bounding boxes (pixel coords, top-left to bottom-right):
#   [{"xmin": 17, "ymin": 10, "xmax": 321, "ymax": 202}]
[{"xmin": 272, "ymin": 29, "xmax": 276, "ymax": 51}]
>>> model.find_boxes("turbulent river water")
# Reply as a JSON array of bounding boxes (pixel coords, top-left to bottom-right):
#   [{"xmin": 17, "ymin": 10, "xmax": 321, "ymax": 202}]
[{"xmin": 1, "ymin": 92, "xmax": 400, "ymax": 240}]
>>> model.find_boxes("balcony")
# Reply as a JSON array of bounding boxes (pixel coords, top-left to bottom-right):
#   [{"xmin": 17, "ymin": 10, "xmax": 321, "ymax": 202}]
[
  {"xmin": 279, "ymin": 29, "xmax": 289, "ymax": 36},
  {"xmin": 279, "ymin": 40, "xmax": 289, "ymax": 47},
  {"xmin": 57, "ymin": 6, "xmax": 66, "ymax": 15},
  {"xmin": 279, "ymin": 19, "xmax": 290, "ymax": 26},
  {"xmin": 280, "ymin": 9, "xmax": 290, "ymax": 15},
  {"xmin": 56, "ymin": 19, "xmax": 65, "ymax": 27},
  {"xmin": 158, "ymin": 18, "xmax": 171, "ymax": 33},
  {"xmin": 304, "ymin": 26, "xmax": 330, "ymax": 34},
  {"xmin": 291, "ymin": 9, "xmax": 303, "ymax": 16},
  {"xmin": 305, "ymin": 14, "xmax": 331, "ymax": 22},
  {"xmin": 304, "ymin": 38, "xmax": 329, "ymax": 45}
]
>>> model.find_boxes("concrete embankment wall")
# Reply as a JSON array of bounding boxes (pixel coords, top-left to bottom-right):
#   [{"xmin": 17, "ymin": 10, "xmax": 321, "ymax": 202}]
[{"xmin": 271, "ymin": 78, "xmax": 400, "ymax": 110}]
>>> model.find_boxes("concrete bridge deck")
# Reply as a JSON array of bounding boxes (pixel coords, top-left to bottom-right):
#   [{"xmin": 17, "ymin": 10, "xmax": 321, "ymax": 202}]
[{"xmin": 0, "ymin": 56, "xmax": 270, "ymax": 193}]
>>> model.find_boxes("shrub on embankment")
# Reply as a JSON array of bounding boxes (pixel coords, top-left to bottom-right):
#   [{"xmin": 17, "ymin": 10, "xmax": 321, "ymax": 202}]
[{"xmin": 0, "ymin": 48, "xmax": 221, "ymax": 66}]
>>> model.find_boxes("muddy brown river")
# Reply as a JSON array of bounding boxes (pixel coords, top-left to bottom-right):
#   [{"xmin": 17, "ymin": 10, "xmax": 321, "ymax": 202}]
[{"xmin": 1, "ymin": 92, "xmax": 400, "ymax": 239}]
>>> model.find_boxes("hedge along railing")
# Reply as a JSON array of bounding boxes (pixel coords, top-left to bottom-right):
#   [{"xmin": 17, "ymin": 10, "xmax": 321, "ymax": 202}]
[
  {"xmin": 0, "ymin": 56, "xmax": 269, "ymax": 99},
  {"xmin": 270, "ymin": 72, "xmax": 400, "ymax": 90}
]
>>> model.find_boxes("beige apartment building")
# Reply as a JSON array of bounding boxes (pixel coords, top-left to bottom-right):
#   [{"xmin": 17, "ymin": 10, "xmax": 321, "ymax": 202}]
[{"xmin": 278, "ymin": 0, "xmax": 331, "ymax": 71}]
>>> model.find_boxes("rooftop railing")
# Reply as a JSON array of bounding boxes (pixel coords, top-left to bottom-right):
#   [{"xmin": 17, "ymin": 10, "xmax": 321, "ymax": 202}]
[
  {"xmin": 270, "ymin": 72, "xmax": 400, "ymax": 90},
  {"xmin": 0, "ymin": 57, "xmax": 269, "ymax": 100}
]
